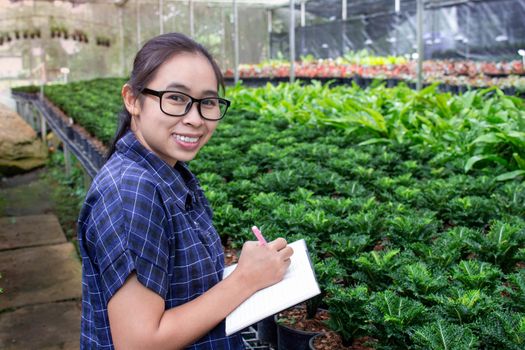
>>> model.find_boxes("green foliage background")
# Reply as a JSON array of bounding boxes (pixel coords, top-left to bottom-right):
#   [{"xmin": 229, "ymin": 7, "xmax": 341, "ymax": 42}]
[{"xmin": 15, "ymin": 79, "xmax": 525, "ymax": 349}]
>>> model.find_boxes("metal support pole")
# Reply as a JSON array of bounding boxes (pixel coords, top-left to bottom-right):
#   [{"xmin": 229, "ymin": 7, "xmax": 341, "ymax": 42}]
[
  {"xmin": 268, "ymin": 9, "xmax": 272, "ymax": 59},
  {"xmin": 289, "ymin": 0, "xmax": 295, "ymax": 83},
  {"xmin": 221, "ymin": 7, "xmax": 226, "ymax": 67},
  {"xmin": 136, "ymin": 0, "xmax": 141, "ymax": 50},
  {"xmin": 159, "ymin": 0, "xmax": 164, "ymax": 34},
  {"xmin": 465, "ymin": 2, "xmax": 470, "ymax": 60},
  {"xmin": 342, "ymin": 0, "xmax": 347, "ymax": 57},
  {"xmin": 40, "ymin": 45, "xmax": 46, "ymax": 100},
  {"xmin": 64, "ymin": 145, "xmax": 72, "ymax": 177},
  {"xmin": 416, "ymin": 0, "xmax": 423, "ymax": 91},
  {"xmin": 394, "ymin": 0, "xmax": 401, "ymax": 56},
  {"xmin": 119, "ymin": 6, "xmax": 125, "ymax": 76},
  {"xmin": 40, "ymin": 113, "xmax": 47, "ymax": 144},
  {"xmin": 300, "ymin": 2, "xmax": 305, "ymax": 26},
  {"xmin": 300, "ymin": 1, "xmax": 305, "ymax": 57},
  {"xmin": 189, "ymin": 0, "xmax": 195, "ymax": 37},
  {"xmin": 233, "ymin": 0, "xmax": 240, "ymax": 84}
]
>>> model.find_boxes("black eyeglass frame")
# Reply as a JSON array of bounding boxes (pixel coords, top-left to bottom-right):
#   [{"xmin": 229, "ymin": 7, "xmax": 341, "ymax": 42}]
[{"xmin": 141, "ymin": 87, "xmax": 231, "ymax": 121}]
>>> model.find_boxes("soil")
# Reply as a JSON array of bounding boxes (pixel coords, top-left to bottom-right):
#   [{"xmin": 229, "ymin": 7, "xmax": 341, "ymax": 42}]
[
  {"xmin": 277, "ymin": 304, "xmax": 330, "ymax": 333},
  {"xmin": 312, "ymin": 332, "xmax": 350, "ymax": 350},
  {"xmin": 223, "ymin": 245, "xmax": 239, "ymax": 266},
  {"xmin": 312, "ymin": 332, "xmax": 377, "ymax": 350}
]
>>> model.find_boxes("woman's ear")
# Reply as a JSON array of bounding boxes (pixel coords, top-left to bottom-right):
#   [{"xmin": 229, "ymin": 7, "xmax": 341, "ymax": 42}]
[{"xmin": 122, "ymin": 84, "xmax": 141, "ymax": 117}]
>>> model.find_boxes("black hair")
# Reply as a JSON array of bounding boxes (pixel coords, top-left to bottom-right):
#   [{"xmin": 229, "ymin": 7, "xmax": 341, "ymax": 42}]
[{"xmin": 105, "ymin": 32, "xmax": 225, "ymax": 160}]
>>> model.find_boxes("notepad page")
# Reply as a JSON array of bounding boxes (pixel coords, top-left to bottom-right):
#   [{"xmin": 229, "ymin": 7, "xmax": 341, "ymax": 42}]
[{"xmin": 223, "ymin": 239, "xmax": 321, "ymax": 335}]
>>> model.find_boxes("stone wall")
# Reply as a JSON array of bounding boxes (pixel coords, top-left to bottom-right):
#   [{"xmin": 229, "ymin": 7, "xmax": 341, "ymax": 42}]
[{"xmin": 0, "ymin": 103, "xmax": 47, "ymax": 176}]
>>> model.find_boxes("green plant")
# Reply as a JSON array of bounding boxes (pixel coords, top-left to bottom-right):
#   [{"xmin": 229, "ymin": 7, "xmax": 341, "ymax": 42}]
[
  {"xmin": 475, "ymin": 310, "xmax": 525, "ymax": 349},
  {"xmin": 411, "ymin": 320, "xmax": 479, "ymax": 350},
  {"xmin": 395, "ymin": 262, "xmax": 447, "ymax": 298},
  {"xmin": 451, "ymin": 260, "xmax": 502, "ymax": 289},
  {"xmin": 466, "ymin": 219, "xmax": 525, "ymax": 270},
  {"xmin": 498, "ymin": 271, "xmax": 525, "ymax": 313},
  {"xmin": 352, "ymin": 249, "xmax": 402, "ymax": 289},
  {"xmin": 385, "ymin": 210, "xmax": 439, "ymax": 245},
  {"xmin": 326, "ymin": 284, "xmax": 370, "ymax": 344},
  {"xmin": 430, "ymin": 288, "xmax": 495, "ymax": 324},
  {"xmin": 366, "ymin": 290, "xmax": 428, "ymax": 346}
]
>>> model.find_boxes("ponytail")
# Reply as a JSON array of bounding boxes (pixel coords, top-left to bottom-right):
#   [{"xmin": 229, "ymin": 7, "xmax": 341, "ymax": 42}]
[{"xmin": 105, "ymin": 108, "xmax": 132, "ymax": 161}]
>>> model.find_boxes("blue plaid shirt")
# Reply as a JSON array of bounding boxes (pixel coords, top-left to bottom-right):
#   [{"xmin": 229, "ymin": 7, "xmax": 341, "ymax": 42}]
[{"xmin": 78, "ymin": 131, "xmax": 244, "ymax": 349}]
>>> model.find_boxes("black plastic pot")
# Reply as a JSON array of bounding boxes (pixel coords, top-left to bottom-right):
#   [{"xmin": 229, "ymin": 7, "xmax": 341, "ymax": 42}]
[
  {"xmin": 275, "ymin": 314, "xmax": 322, "ymax": 350},
  {"xmin": 256, "ymin": 315, "xmax": 277, "ymax": 347},
  {"xmin": 309, "ymin": 333, "xmax": 323, "ymax": 350}
]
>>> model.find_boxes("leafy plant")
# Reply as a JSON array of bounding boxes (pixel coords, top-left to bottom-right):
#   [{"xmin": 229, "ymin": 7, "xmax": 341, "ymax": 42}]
[
  {"xmin": 498, "ymin": 271, "xmax": 525, "ymax": 313},
  {"xmin": 352, "ymin": 249, "xmax": 402, "ymax": 289},
  {"xmin": 466, "ymin": 219, "xmax": 525, "ymax": 270},
  {"xmin": 451, "ymin": 260, "xmax": 502, "ymax": 289},
  {"xmin": 430, "ymin": 288, "xmax": 495, "ymax": 324},
  {"xmin": 411, "ymin": 320, "xmax": 479, "ymax": 350},
  {"xmin": 475, "ymin": 310, "xmax": 525, "ymax": 349},
  {"xmin": 366, "ymin": 290, "xmax": 428, "ymax": 346},
  {"xmin": 326, "ymin": 284, "xmax": 370, "ymax": 344},
  {"xmin": 395, "ymin": 262, "xmax": 447, "ymax": 298}
]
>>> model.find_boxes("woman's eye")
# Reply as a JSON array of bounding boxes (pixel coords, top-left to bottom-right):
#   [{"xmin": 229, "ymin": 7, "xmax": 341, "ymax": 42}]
[
  {"xmin": 166, "ymin": 93, "xmax": 187, "ymax": 103},
  {"xmin": 202, "ymin": 99, "xmax": 218, "ymax": 107}
]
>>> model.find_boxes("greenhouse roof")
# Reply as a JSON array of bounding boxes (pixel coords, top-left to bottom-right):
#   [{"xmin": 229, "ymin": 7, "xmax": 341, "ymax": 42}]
[
  {"xmin": 292, "ymin": 0, "xmax": 502, "ymax": 19},
  {"xmin": 8, "ymin": 0, "xmax": 292, "ymax": 7}
]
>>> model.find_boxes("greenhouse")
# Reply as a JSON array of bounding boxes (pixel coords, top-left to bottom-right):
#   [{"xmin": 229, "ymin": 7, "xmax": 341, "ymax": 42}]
[{"xmin": 0, "ymin": 0, "xmax": 524, "ymax": 349}]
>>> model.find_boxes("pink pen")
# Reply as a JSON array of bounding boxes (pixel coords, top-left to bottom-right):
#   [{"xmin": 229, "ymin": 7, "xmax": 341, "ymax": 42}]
[{"xmin": 251, "ymin": 226, "xmax": 267, "ymax": 246}]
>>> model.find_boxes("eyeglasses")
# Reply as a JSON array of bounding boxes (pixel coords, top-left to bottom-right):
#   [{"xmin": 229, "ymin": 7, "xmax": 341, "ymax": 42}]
[{"xmin": 141, "ymin": 88, "xmax": 231, "ymax": 121}]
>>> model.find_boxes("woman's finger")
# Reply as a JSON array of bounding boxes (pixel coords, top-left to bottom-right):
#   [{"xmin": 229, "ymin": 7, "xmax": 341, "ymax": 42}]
[
  {"xmin": 279, "ymin": 246, "xmax": 294, "ymax": 261},
  {"xmin": 267, "ymin": 237, "xmax": 287, "ymax": 251}
]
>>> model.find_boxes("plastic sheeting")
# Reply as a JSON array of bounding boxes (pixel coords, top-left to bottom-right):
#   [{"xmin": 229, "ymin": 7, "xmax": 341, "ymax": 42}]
[
  {"xmin": 0, "ymin": 0, "xmax": 270, "ymax": 85},
  {"xmin": 271, "ymin": 0, "xmax": 525, "ymax": 61}
]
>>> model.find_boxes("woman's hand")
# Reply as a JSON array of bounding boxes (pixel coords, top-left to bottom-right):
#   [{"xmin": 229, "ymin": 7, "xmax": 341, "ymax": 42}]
[{"xmin": 233, "ymin": 237, "xmax": 294, "ymax": 294}]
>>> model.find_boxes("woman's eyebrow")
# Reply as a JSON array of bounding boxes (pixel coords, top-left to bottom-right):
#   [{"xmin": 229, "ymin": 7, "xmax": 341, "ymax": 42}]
[{"xmin": 166, "ymin": 82, "xmax": 217, "ymax": 96}]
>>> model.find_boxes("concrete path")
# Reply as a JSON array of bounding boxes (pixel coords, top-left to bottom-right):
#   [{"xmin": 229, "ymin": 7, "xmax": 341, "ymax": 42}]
[{"xmin": 0, "ymin": 171, "xmax": 82, "ymax": 350}]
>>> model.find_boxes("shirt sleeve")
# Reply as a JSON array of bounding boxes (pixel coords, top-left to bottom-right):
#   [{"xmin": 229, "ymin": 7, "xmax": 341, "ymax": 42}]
[{"xmin": 87, "ymin": 173, "xmax": 170, "ymax": 302}]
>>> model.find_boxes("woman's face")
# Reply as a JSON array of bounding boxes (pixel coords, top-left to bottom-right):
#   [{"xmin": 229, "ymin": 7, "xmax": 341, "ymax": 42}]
[{"xmin": 127, "ymin": 52, "xmax": 220, "ymax": 166}]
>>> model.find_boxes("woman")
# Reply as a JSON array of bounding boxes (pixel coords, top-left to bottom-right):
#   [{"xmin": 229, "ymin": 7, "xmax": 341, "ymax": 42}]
[{"xmin": 77, "ymin": 32, "xmax": 293, "ymax": 349}]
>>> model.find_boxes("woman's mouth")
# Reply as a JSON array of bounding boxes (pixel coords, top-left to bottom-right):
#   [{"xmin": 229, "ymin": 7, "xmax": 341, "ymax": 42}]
[
  {"xmin": 175, "ymin": 134, "xmax": 200, "ymax": 143},
  {"xmin": 173, "ymin": 133, "xmax": 201, "ymax": 150}
]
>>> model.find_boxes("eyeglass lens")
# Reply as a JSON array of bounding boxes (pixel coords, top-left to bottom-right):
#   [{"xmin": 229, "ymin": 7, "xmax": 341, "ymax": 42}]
[{"xmin": 161, "ymin": 92, "xmax": 227, "ymax": 120}]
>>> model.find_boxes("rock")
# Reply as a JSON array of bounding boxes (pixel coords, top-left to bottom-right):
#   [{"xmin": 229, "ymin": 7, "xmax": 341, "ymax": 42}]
[{"xmin": 0, "ymin": 103, "xmax": 47, "ymax": 176}]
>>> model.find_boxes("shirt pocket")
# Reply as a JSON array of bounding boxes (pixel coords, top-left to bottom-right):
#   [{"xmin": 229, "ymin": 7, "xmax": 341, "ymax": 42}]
[{"xmin": 195, "ymin": 224, "xmax": 220, "ymax": 263}]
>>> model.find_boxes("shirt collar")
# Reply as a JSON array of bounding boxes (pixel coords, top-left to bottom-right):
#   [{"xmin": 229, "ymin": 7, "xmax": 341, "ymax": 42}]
[{"xmin": 116, "ymin": 131, "xmax": 199, "ymax": 210}]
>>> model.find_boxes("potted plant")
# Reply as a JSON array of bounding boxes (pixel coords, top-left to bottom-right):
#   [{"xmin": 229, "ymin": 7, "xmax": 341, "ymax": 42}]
[
  {"xmin": 274, "ymin": 256, "xmax": 346, "ymax": 350},
  {"xmin": 275, "ymin": 303, "xmax": 330, "ymax": 350},
  {"xmin": 324, "ymin": 284, "xmax": 370, "ymax": 348},
  {"xmin": 96, "ymin": 36, "xmax": 111, "ymax": 47},
  {"xmin": 309, "ymin": 331, "xmax": 356, "ymax": 350}
]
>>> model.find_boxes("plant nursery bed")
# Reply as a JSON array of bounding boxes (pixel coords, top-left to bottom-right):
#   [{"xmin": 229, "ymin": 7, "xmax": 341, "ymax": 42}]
[
  {"xmin": 311, "ymin": 332, "xmax": 377, "ymax": 350},
  {"xmin": 277, "ymin": 305, "xmax": 330, "ymax": 333}
]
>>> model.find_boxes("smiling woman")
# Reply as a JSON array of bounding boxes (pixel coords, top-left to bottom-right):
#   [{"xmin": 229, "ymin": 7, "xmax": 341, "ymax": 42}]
[{"xmin": 76, "ymin": 32, "xmax": 294, "ymax": 350}]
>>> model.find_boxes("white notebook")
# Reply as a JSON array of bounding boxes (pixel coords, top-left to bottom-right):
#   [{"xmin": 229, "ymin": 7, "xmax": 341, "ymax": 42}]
[{"xmin": 223, "ymin": 239, "xmax": 321, "ymax": 336}]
